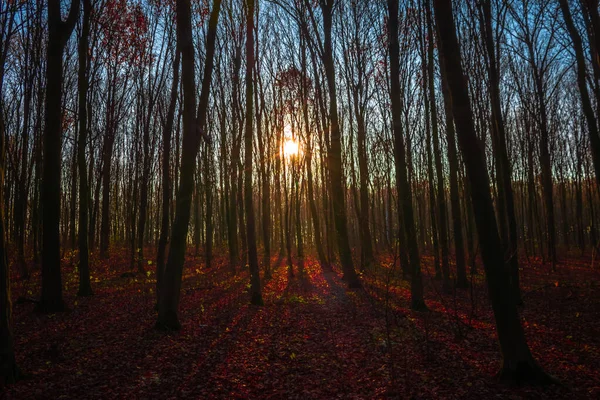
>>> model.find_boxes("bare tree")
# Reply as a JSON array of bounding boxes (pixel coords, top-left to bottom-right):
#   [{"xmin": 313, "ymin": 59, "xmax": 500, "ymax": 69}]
[
  {"xmin": 157, "ymin": 0, "xmax": 222, "ymax": 330},
  {"xmin": 433, "ymin": 0, "xmax": 553, "ymax": 383},
  {"xmin": 39, "ymin": 0, "xmax": 80, "ymax": 313}
]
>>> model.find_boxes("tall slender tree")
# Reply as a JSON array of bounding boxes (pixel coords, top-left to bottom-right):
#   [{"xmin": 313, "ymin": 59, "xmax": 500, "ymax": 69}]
[
  {"xmin": 0, "ymin": 2, "xmax": 19, "ymax": 381},
  {"xmin": 433, "ymin": 0, "xmax": 553, "ymax": 382},
  {"xmin": 39, "ymin": 0, "xmax": 80, "ymax": 313},
  {"xmin": 157, "ymin": 47, "xmax": 180, "ymax": 307},
  {"xmin": 559, "ymin": 0, "xmax": 600, "ymax": 191},
  {"xmin": 479, "ymin": 0, "xmax": 522, "ymax": 303},
  {"xmin": 77, "ymin": 0, "xmax": 93, "ymax": 297},
  {"xmin": 157, "ymin": 0, "xmax": 221, "ymax": 330},
  {"xmin": 388, "ymin": 0, "xmax": 426, "ymax": 311},
  {"xmin": 244, "ymin": 0, "xmax": 263, "ymax": 305},
  {"xmin": 320, "ymin": 0, "xmax": 361, "ymax": 288}
]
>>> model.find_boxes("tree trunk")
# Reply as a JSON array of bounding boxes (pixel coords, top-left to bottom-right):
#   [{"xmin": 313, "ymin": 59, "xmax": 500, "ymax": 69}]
[
  {"xmin": 137, "ymin": 98, "xmax": 156, "ymax": 272},
  {"xmin": 204, "ymin": 140, "xmax": 214, "ymax": 269},
  {"xmin": 254, "ymin": 45, "xmax": 270, "ymax": 277},
  {"xmin": 157, "ymin": 49, "xmax": 180, "ymax": 306},
  {"xmin": 387, "ymin": 0, "xmax": 426, "ymax": 310},
  {"xmin": 157, "ymin": 0, "xmax": 221, "ymax": 330},
  {"xmin": 321, "ymin": 0, "xmax": 360, "ymax": 288},
  {"xmin": 301, "ymin": 38, "xmax": 327, "ymax": 269},
  {"xmin": 1, "ymin": 12, "xmax": 21, "ymax": 376},
  {"xmin": 425, "ymin": 5, "xmax": 450, "ymax": 290},
  {"xmin": 77, "ymin": 0, "xmax": 93, "ymax": 297},
  {"xmin": 560, "ymin": 0, "xmax": 600, "ymax": 193},
  {"xmin": 39, "ymin": 0, "xmax": 79, "ymax": 313},
  {"xmin": 244, "ymin": 0, "xmax": 263, "ymax": 305},
  {"xmin": 437, "ymin": 36, "xmax": 467, "ymax": 288},
  {"xmin": 433, "ymin": 0, "xmax": 554, "ymax": 383},
  {"xmin": 100, "ymin": 92, "xmax": 116, "ymax": 259},
  {"xmin": 228, "ymin": 46, "xmax": 242, "ymax": 272},
  {"xmin": 480, "ymin": 0, "xmax": 521, "ymax": 304},
  {"xmin": 1, "ymin": 114, "xmax": 20, "ymax": 385}
]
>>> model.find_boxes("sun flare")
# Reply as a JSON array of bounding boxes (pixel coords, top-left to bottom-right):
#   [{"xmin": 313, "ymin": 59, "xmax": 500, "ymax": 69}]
[
  {"xmin": 282, "ymin": 123, "xmax": 301, "ymax": 158},
  {"xmin": 283, "ymin": 138, "xmax": 300, "ymax": 158}
]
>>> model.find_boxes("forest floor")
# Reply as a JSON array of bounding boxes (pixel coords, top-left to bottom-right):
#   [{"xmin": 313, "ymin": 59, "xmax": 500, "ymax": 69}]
[{"xmin": 3, "ymin": 248, "xmax": 600, "ymax": 399}]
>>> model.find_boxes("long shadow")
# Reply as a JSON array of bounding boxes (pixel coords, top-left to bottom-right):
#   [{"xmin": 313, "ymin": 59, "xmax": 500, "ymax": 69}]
[
  {"xmin": 173, "ymin": 306, "xmax": 260, "ymax": 396},
  {"xmin": 9, "ymin": 261, "xmax": 259, "ymax": 399}
]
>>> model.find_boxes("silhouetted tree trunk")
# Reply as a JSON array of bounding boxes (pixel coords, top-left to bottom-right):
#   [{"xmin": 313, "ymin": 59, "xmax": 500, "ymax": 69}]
[
  {"xmin": 284, "ymin": 150, "xmax": 293, "ymax": 276},
  {"xmin": 560, "ymin": 0, "xmax": 600, "ymax": 192},
  {"xmin": 244, "ymin": 0, "xmax": 263, "ymax": 305},
  {"xmin": 425, "ymin": 2, "xmax": 449, "ymax": 290},
  {"xmin": 39, "ymin": 0, "xmax": 79, "ymax": 313},
  {"xmin": 581, "ymin": 0, "xmax": 600, "ymax": 115},
  {"xmin": 77, "ymin": 0, "xmax": 93, "ymax": 297},
  {"xmin": 204, "ymin": 140, "xmax": 214, "ymax": 269},
  {"xmin": 436, "ymin": 33, "xmax": 468, "ymax": 288},
  {"xmin": 157, "ymin": 49, "xmax": 180, "ymax": 306},
  {"xmin": 479, "ymin": 0, "xmax": 521, "ymax": 304},
  {"xmin": 388, "ymin": 0, "xmax": 426, "ymax": 310},
  {"xmin": 14, "ymin": 4, "xmax": 41, "ymax": 280},
  {"xmin": 157, "ymin": 0, "xmax": 221, "ymax": 330},
  {"xmin": 424, "ymin": 81, "xmax": 441, "ymax": 279},
  {"xmin": 321, "ymin": 0, "xmax": 361, "ymax": 288},
  {"xmin": 228, "ymin": 44, "xmax": 242, "ymax": 272},
  {"xmin": 100, "ymin": 81, "xmax": 116, "ymax": 259},
  {"xmin": 255, "ymin": 36, "xmax": 271, "ymax": 277},
  {"xmin": 433, "ymin": 0, "xmax": 553, "ymax": 383},
  {"xmin": 137, "ymin": 93, "xmax": 158, "ymax": 272},
  {"xmin": 0, "ymin": 5, "xmax": 20, "ymax": 379},
  {"xmin": 300, "ymin": 35, "xmax": 327, "ymax": 269},
  {"xmin": 1, "ymin": 107, "xmax": 20, "ymax": 385}
]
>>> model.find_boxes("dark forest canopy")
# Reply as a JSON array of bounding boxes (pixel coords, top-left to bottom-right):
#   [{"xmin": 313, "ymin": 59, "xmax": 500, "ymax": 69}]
[{"xmin": 1, "ymin": 0, "xmax": 600, "ymax": 397}]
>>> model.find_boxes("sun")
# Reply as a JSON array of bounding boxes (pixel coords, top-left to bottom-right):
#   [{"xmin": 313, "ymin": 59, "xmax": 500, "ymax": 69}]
[
  {"xmin": 283, "ymin": 138, "xmax": 300, "ymax": 158},
  {"xmin": 281, "ymin": 123, "xmax": 301, "ymax": 158}
]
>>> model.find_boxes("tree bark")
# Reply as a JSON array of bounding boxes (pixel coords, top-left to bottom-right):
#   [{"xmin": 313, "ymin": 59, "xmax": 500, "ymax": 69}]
[
  {"xmin": 244, "ymin": 0, "xmax": 263, "ymax": 305},
  {"xmin": 157, "ymin": 49, "xmax": 180, "ymax": 306},
  {"xmin": 436, "ymin": 34, "xmax": 468, "ymax": 288},
  {"xmin": 39, "ymin": 0, "xmax": 80, "ymax": 313},
  {"xmin": 425, "ymin": 3, "xmax": 450, "ymax": 290},
  {"xmin": 387, "ymin": 0, "xmax": 426, "ymax": 310},
  {"xmin": 433, "ymin": 0, "xmax": 553, "ymax": 383},
  {"xmin": 157, "ymin": 0, "xmax": 221, "ymax": 330},
  {"xmin": 560, "ymin": 0, "xmax": 600, "ymax": 193},
  {"xmin": 479, "ymin": 0, "xmax": 521, "ymax": 303},
  {"xmin": 321, "ymin": 0, "xmax": 361, "ymax": 288},
  {"xmin": 77, "ymin": 0, "xmax": 93, "ymax": 297},
  {"xmin": 1, "ymin": 8, "xmax": 21, "ymax": 376}
]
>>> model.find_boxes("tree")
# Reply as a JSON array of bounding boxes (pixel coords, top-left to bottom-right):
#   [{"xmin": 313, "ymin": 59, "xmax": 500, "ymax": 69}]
[
  {"xmin": 39, "ymin": 0, "xmax": 80, "ymax": 313},
  {"xmin": 244, "ymin": 0, "xmax": 263, "ymax": 305},
  {"xmin": 320, "ymin": 0, "xmax": 361, "ymax": 288},
  {"xmin": 0, "ymin": 106, "xmax": 20, "ymax": 385},
  {"xmin": 424, "ymin": 1, "xmax": 450, "ymax": 291},
  {"xmin": 432, "ymin": 0, "xmax": 553, "ymax": 383},
  {"xmin": 77, "ymin": 0, "xmax": 93, "ymax": 297},
  {"xmin": 387, "ymin": 0, "xmax": 426, "ymax": 311},
  {"xmin": 559, "ymin": 0, "xmax": 600, "ymax": 192},
  {"xmin": 435, "ymin": 28, "xmax": 468, "ymax": 289},
  {"xmin": 299, "ymin": 29, "xmax": 328, "ymax": 269},
  {"xmin": 157, "ymin": 0, "xmax": 221, "ymax": 330},
  {"xmin": 157, "ymin": 47, "xmax": 180, "ymax": 306},
  {"xmin": 478, "ymin": 0, "xmax": 522, "ymax": 303},
  {"xmin": 0, "ymin": 1, "xmax": 20, "ymax": 382},
  {"xmin": 507, "ymin": 0, "xmax": 560, "ymax": 269},
  {"xmin": 339, "ymin": 0, "xmax": 375, "ymax": 271}
]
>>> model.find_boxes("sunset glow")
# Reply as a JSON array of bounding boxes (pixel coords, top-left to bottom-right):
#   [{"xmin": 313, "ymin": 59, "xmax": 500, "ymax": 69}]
[{"xmin": 283, "ymin": 138, "xmax": 300, "ymax": 158}]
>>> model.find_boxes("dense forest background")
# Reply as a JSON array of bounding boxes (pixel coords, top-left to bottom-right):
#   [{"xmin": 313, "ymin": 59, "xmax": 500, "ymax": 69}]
[{"xmin": 1, "ymin": 0, "xmax": 599, "ymax": 398}]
